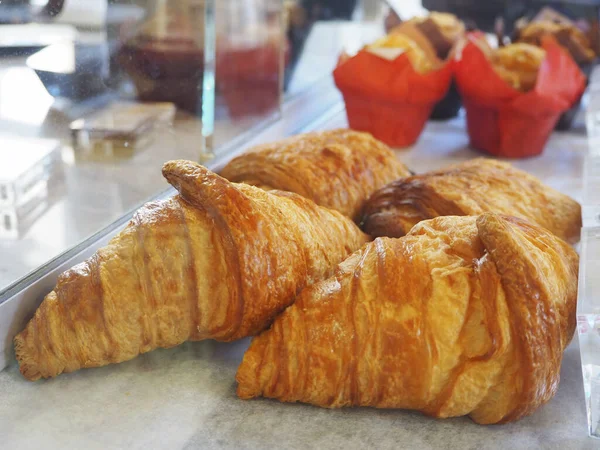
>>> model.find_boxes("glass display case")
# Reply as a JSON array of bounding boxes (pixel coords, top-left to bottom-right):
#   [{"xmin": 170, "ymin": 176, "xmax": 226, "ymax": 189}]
[
  {"xmin": 580, "ymin": 64, "xmax": 600, "ymax": 439},
  {"xmin": 0, "ymin": 0, "xmax": 289, "ymax": 294},
  {"xmin": 0, "ymin": 0, "xmax": 389, "ymax": 296},
  {"xmin": 0, "ymin": 0, "xmax": 598, "ymax": 447}
]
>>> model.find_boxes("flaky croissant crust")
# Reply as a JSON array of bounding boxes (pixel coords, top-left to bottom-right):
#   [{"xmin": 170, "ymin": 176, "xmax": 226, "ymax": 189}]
[
  {"xmin": 220, "ymin": 129, "xmax": 411, "ymax": 222},
  {"xmin": 236, "ymin": 213, "xmax": 578, "ymax": 424},
  {"xmin": 361, "ymin": 158, "xmax": 581, "ymax": 243},
  {"xmin": 14, "ymin": 161, "xmax": 367, "ymax": 381}
]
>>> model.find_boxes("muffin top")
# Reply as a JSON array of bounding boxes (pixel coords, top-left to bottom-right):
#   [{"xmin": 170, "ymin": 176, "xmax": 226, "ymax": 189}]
[
  {"xmin": 366, "ymin": 33, "xmax": 434, "ymax": 73},
  {"xmin": 492, "ymin": 43, "xmax": 546, "ymax": 91},
  {"xmin": 517, "ymin": 20, "xmax": 595, "ymax": 64},
  {"xmin": 424, "ymin": 12, "xmax": 466, "ymax": 42}
]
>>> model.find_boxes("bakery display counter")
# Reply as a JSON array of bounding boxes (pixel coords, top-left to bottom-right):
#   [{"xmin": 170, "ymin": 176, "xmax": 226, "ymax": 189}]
[
  {"xmin": 0, "ymin": 97, "xmax": 595, "ymax": 447},
  {"xmin": 0, "ymin": 1, "xmax": 598, "ymax": 447}
]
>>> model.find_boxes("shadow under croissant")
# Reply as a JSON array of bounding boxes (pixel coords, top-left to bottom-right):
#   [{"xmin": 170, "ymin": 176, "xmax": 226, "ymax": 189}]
[
  {"xmin": 237, "ymin": 394, "xmax": 478, "ymax": 422},
  {"xmin": 235, "ymin": 392, "xmax": 566, "ymax": 428}
]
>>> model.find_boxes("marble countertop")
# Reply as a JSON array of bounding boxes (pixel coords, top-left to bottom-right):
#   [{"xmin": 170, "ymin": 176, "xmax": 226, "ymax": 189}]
[{"xmin": 0, "ymin": 339, "xmax": 594, "ymax": 450}]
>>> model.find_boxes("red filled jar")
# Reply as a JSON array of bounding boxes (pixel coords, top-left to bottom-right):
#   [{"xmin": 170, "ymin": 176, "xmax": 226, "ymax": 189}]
[
  {"xmin": 215, "ymin": 1, "xmax": 284, "ymax": 119},
  {"xmin": 118, "ymin": 0, "xmax": 205, "ymax": 113}
]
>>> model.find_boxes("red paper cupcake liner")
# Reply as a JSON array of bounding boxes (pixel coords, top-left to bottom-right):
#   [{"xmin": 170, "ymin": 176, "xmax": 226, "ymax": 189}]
[
  {"xmin": 455, "ymin": 34, "xmax": 585, "ymax": 158},
  {"xmin": 463, "ymin": 98, "xmax": 560, "ymax": 158},
  {"xmin": 334, "ymin": 50, "xmax": 452, "ymax": 147},
  {"xmin": 342, "ymin": 93, "xmax": 434, "ymax": 147}
]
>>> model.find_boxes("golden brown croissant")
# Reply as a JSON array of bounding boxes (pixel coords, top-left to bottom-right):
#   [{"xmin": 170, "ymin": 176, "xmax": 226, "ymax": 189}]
[
  {"xmin": 220, "ymin": 129, "xmax": 411, "ymax": 222},
  {"xmin": 14, "ymin": 161, "xmax": 367, "ymax": 381},
  {"xmin": 236, "ymin": 213, "xmax": 578, "ymax": 424},
  {"xmin": 361, "ymin": 158, "xmax": 581, "ymax": 243}
]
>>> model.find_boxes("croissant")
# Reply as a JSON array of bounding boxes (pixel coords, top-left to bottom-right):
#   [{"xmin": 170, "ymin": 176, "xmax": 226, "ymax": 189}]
[
  {"xmin": 14, "ymin": 161, "xmax": 367, "ymax": 381},
  {"xmin": 361, "ymin": 158, "xmax": 581, "ymax": 243},
  {"xmin": 236, "ymin": 213, "xmax": 578, "ymax": 424},
  {"xmin": 220, "ymin": 129, "xmax": 411, "ymax": 222}
]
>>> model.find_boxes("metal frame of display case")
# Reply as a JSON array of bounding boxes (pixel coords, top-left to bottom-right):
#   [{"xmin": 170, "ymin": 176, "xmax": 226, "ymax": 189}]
[{"xmin": 579, "ymin": 65, "xmax": 600, "ymax": 439}]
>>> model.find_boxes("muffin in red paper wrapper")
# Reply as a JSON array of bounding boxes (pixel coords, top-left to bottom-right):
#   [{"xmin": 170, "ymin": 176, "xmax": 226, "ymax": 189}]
[
  {"xmin": 333, "ymin": 33, "xmax": 453, "ymax": 147},
  {"xmin": 513, "ymin": 11, "xmax": 597, "ymax": 131},
  {"xmin": 390, "ymin": 12, "xmax": 467, "ymax": 120},
  {"xmin": 454, "ymin": 34, "xmax": 585, "ymax": 158}
]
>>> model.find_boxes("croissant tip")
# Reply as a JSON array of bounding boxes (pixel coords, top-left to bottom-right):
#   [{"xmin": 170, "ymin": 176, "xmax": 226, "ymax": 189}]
[
  {"xmin": 235, "ymin": 365, "xmax": 261, "ymax": 400},
  {"xmin": 13, "ymin": 333, "xmax": 41, "ymax": 382},
  {"xmin": 162, "ymin": 160, "xmax": 220, "ymax": 195},
  {"xmin": 162, "ymin": 159, "xmax": 200, "ymax": 177},
  {"xmin": 235, "ymin": 384, "xmax": 256, "ymax": 400}
]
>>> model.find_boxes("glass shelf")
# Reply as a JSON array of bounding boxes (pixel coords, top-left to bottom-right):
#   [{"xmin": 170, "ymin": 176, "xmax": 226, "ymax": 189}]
[
  {"xmin": 0, "ymin": 0, "xmax": 388, "ymax": 297},
  {"xmin": 580, "ymin": 64, "xmax": 600, "ymax": 439}
]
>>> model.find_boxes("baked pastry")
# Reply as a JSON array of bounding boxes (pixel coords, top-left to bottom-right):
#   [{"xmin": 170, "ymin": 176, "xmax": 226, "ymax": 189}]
[
  {"xmin": 236, "ymin": 213, "xmax": 578, "ymax": 424},
  {"xmin": 516, "ymin": 20, "xmax": 595, "ymax": 65},
  {"xmin": 388, "ymin": 12, "xmax": 465, "ymax": 120},
  {"xmin": 360, "ymin": 158, "xmax": 581, "ymax": 243},
  {"xmin": 491, "ymin": 43, "xmax": 546, "ymax": 91},
  {"xmin": 365, "ymin": 33, "xmax": 435, "ymax": 74},
  {"xmin": 220, "ymin": 129, "xmax": 411, "ymax": 222},
  {"xmin": 384, "ymin": 7, "xmax": 402, "ymax": 34},
  {"xmin": 454, "ymin": 35, "xmax": 585, "ymax": 157},
  {"xmin": 397, "ymin": 12, "xmax": 465, "ymax": 60},
  {"xmin": 14, "ymin": 161, "xmax": 367, "ymax": 381}
]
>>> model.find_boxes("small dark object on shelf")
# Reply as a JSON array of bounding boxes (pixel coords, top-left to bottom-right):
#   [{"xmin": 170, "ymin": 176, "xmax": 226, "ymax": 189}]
[
  {"xmin": 430, "ymin": 81, "xmax": 462, "ymax": 120},
  {"xmin": 302, "ymin": 0, "xmax": 358, "ymax": 21},
  {"xmin": 118, "ymin": 36, "xmax": 204, "ymax": 114},
  {"xmin": 556, "ymin": 60, "xmax": 596, "ymax": 130}
]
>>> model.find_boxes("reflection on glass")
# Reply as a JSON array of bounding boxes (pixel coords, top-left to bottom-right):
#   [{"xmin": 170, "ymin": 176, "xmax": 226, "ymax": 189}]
[
  {"xmin": 118, "ymin": 0, "xmax": 205, "ymax": 114},
  {"xmin": 0, "ymin": 67, "xmax": 53, "ymax": 125},
  {"xmin": 283, "ymin": 0, "xmax": 386, "ymax": 97},
  {"xmin": 26, "ymin": 41, "xmax": 109, "ymax": 100},
  {"xmin": 210, "ymin": 0, "xmax": 284, "ymax": 152},
  {"xmin": 0, "ymin": 135, "xmax": 63, "ymax": 241},
  {"xmin": 216, "ymin": 7, "xmax": 281, "ymax": 119},
  {"xmin": 69, "ymin": 102, "xmax": 176, "ymax": 155},
  {"xmin": 0, "ymin": 0, "xmax": 210, "ymax": 293},
  {"xmin": 582, "ymin": 65, "xmax": 600, "ymax": 439},
  {"xmin": 0, "ymin": 0, "xmax": 384, "ymax": 295},
  {"xmin": 578, "ymin": 227, "xmax": 600, "ymax": 439}
]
